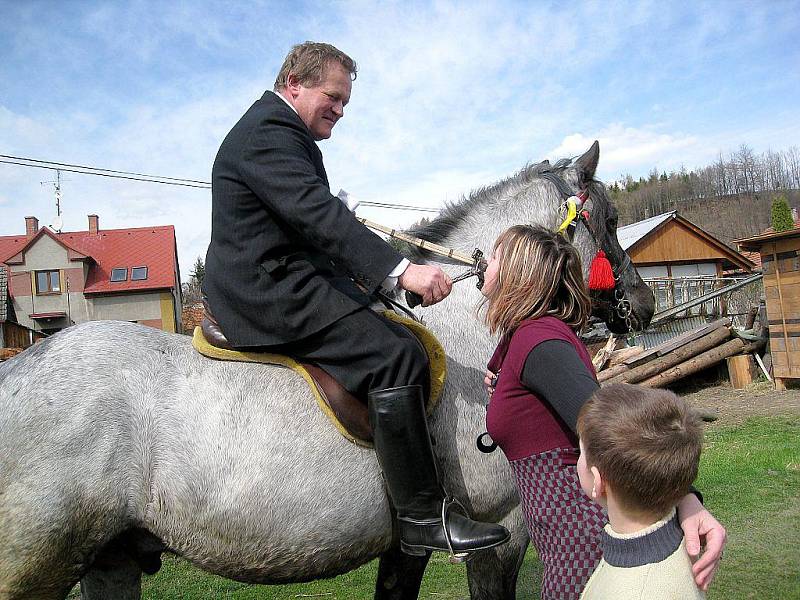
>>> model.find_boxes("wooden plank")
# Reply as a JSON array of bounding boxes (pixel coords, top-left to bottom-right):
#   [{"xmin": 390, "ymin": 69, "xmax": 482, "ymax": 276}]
[
  {"xmin": 767, "ymin": 323, "xmax": 800, "ymax": 336},
  {"xmin": 765, "ymin": 290, "xmax": 800, "ymax": 320},
  {"xmin": 623, "ymin": 318, "xmax": 730, "ymax": 367},
  {"xmin": 773, "ymin": 237, "xmax": 800, "ymax": 255},
  {"xmin": 771, "ymin": 350, "xmax": 800, "ymax": 373},
  {"xmin": 770, "ymin": 240, "xmax": 793, "ymax": 372},
  {"xmin": 764, "ymin": 270, "xmax": 800, "ymax": 287},
  {"xmin": 631, "ymin": 220, "xmax": 730, "ymax": 263},
  {"xmin": 608, "ymin": 346, "xmax": 644, "ymax": 367}
]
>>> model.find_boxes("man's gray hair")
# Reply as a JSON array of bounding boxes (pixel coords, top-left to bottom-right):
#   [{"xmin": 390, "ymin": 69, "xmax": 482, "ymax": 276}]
[{"xmin": 273, "ymin": 42, "xmax": 357, "ymax": 91}]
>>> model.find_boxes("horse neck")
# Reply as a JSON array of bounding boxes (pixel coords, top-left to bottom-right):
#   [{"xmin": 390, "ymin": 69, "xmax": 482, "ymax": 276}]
[
  {"xmin": 419, "ymin": 179, "xmax": 566, "ymax": 435},
  {"xmin": 432, "ymin": 179, "xmax": 563, "ymax": 256}
]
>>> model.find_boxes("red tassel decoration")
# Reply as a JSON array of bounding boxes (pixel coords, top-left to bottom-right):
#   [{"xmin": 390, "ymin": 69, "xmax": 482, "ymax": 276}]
[{"xmin": 588, "ymin": 250, "xmax": 615, "ymax": 291}]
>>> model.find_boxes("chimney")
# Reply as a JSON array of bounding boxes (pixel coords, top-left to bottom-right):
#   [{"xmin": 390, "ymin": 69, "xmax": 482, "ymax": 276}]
[
  {"xmin": 88, "ymin": 214, "xmax": 99, "ymax": 234},
  {"xmin": 25, "ymin": 216, "xmax": 39, "ymax": 238}
]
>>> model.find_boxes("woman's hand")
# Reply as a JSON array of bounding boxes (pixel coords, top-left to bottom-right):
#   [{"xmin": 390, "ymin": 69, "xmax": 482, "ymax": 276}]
[
  {"xmin": 484, "ymin": 369, "xmax": 497, "ymax": 399},
  {"xmin": 677, "ymin": 493, "xmax": 727, "ymax": 591}
]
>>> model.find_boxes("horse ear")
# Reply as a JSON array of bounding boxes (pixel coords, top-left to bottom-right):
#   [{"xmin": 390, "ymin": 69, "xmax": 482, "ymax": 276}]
[{"xmin": 575, "ymin": 140, "xmax": 600, "ymax": 183}]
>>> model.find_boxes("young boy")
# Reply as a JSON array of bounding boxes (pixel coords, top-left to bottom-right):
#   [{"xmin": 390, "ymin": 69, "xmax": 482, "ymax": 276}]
[{"xmin": 576, "ymin": 384, "xmax": 705, "ymax": 599}]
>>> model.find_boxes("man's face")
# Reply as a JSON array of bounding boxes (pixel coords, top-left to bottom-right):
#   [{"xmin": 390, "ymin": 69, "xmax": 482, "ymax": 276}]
[{"xmin": 287, "ymin": 62, "xmax": 352, "ymax": 141}]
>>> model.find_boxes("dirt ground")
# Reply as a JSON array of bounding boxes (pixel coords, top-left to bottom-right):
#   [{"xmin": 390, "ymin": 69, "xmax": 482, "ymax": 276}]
[{"xmin": 677, "ymin": 379, "xmax": 800, "ymax": 428}]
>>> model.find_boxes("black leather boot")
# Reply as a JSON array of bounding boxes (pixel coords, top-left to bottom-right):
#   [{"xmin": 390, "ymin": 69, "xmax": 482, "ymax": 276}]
[{"xmin": 368, "ymin": 385, "xmax": 510, "ymax": 558}]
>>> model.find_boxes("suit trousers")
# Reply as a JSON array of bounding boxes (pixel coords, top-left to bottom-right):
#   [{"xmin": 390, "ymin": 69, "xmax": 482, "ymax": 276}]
[{"xmin": 262, "ymin": 307, "xmax": 429, "ymax": 400}]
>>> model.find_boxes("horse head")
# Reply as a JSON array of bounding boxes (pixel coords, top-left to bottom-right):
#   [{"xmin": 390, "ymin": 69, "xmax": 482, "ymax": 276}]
[{"xmin": 568, "ymin": 142, "xmax": 655, "ymax": 333}]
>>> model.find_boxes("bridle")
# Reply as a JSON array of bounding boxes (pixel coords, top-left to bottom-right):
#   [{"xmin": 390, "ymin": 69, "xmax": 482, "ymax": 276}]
[{"xmin": 539, "ymin": 165, "xmax": 637, "ymax": 338}]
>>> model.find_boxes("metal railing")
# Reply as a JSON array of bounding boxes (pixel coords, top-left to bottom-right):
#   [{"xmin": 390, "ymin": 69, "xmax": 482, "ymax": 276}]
[{"xmin": 643, "ymin": 275, "xmax": 763, "ymax": 328}]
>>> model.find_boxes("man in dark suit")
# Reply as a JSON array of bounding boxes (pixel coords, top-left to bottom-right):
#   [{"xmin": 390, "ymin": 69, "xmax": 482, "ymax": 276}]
[{"xmin": 204, "ymin": 42, "xmax": 508, "ymax": 557}]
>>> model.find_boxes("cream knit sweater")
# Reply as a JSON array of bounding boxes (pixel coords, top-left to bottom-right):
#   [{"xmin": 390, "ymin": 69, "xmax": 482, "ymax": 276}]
[{"xmin": 580, "ymin": 509, "xmax": 705, "ymax": 600}]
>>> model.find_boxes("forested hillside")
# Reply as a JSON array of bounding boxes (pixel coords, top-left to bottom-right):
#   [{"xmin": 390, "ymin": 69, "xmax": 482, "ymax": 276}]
[{"xmin": 610, "ymin": 145, "xmax": 800, "ymax": 246}]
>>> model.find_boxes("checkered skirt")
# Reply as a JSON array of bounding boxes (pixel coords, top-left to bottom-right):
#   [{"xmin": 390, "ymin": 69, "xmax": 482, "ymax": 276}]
[{"xmin": 511, "ymin": 447, "xmax": 607, "ymax": 600}]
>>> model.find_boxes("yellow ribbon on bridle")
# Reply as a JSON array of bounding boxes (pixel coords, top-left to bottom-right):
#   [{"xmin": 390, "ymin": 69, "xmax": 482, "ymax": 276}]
[{"xmin": 556, "ymin": 196, "xmax": 580, "ymax": 235}]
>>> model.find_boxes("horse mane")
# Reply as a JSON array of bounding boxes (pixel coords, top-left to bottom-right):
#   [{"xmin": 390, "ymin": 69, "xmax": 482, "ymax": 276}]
[{"xmin": 407, "ymin": 157, "xmax": 583, "ymax": 259}]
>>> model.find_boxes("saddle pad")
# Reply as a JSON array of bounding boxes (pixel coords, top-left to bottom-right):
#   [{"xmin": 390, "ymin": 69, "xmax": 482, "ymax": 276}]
[{"xmin": 191, "ymin": 311, "xmax": 447, "ymax": 448}]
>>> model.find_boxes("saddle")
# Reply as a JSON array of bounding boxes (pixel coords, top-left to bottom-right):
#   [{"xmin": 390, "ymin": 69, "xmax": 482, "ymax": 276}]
[{"xmin": 194, "ymin": 303, "xmax": 446, "ymax": 448}]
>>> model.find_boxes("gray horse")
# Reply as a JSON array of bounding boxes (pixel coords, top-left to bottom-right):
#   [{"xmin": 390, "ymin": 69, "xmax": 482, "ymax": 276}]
[{"xmin": 0, "ymin": 142, "xmax": 654, "ymax": 600}]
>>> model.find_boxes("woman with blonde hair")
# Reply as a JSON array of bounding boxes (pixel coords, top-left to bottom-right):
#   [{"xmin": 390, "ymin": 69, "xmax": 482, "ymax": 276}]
[{"xmin": 481, "ymin": 224, "xmax": 724, "ymax": 599}]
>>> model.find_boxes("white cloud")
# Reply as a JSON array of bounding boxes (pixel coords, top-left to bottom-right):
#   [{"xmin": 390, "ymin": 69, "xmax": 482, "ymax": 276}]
[{"xmin": 549, "ymin": 125, "xmax": 698, "ymax": 181}]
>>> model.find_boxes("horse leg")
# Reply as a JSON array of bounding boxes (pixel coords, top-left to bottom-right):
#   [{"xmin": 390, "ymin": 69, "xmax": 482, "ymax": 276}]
[
  {"xmin": 466, "ymin": 509, "xmax": 528, "ymax": 600},
  {"xmin": 79, "ymin": 537, "xmax": 144, "ymax": 600},
  {"xmin": 374, "ymin": 546, "xmax": 431, "ymax": 600}
]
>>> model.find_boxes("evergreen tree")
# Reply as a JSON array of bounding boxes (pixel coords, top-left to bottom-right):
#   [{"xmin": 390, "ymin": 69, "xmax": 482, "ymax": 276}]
[
  {"xmin": 191, "ymin": 257, "xmax": 206, "ymax": 286},
  {"xmin": 771, "ymin": 195, "xmax": 794, "ymax": 232},
  {"xmin": 182, "ymin": 256, "xmax": 206, "ymax": 306}
]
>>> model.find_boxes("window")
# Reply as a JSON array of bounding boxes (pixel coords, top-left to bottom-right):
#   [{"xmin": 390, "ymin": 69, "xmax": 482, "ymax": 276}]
[
  {"xmin": 131, "ymin": 266, "xmax": 148, "ymax": 281},
  {"xmin": 35, "ymin": 270, "xmax": 61, "ymax": 294},
  {"xmin": 110, "ymin": 268, "xmax": 128, "ymax": 282}
]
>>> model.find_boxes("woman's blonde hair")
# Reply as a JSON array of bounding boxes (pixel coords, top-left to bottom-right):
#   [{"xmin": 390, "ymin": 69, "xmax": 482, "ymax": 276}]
[{"xmin": 483, "ymin": 225, "xmax": 591, "ymax": 336}]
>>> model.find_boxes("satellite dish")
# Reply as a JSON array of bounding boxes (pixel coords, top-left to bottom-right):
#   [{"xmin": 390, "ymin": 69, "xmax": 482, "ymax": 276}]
[{"xmin": 51, "ymin": 215, "xmax": 63, "ymax": 232}]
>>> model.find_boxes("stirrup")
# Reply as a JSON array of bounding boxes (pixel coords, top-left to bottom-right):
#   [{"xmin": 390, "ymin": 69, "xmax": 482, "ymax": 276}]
[{"xmin": 441, "ymin": 496, "xmax": 470, "ymax": 564}]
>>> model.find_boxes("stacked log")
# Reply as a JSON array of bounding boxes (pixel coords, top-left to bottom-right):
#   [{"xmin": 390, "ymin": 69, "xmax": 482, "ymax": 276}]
[{"xmin": 597, "ymin": 317, "xmax": 767, "ymax": 389}]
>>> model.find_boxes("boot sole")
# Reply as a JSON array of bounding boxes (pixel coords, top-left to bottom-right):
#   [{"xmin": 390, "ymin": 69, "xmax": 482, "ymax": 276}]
[{"xmin": 400, "ymin": 531, "xmax": 511, "ymax": 557}]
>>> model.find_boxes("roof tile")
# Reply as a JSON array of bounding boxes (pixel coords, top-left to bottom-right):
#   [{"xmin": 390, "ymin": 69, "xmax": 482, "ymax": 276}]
[{"xmin": 0, "ymin": 225, "xmax": 177, "ymax": 294}]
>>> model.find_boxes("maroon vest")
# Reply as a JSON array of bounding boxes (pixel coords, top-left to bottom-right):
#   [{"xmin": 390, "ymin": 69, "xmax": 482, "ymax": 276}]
[{"xmin": 486, "ymin": 316, "xmax": 595, "ymax": 461}]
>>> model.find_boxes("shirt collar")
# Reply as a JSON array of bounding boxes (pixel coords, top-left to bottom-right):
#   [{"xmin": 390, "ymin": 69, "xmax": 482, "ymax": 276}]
[{"xmin": 272, "ymin": 90, "xmax": 299, "ymax": 115}]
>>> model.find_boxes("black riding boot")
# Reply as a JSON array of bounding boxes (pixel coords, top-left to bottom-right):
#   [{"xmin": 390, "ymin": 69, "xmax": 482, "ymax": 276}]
[{"xmin": 368, "ymin": 385, "xmax": 510, "ymax": 558}]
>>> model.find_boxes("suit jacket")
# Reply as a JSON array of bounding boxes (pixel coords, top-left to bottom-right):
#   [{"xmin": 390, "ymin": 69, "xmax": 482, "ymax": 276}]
[{"xmin": 203, "ymin": 91, "xmax": 403, "ymax": 347}]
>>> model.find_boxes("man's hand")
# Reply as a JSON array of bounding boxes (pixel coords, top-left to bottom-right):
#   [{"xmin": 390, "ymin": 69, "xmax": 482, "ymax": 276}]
[
  {"xmin": 399, "ymin": 264, "xmax": 452, "ymax": 306},
  {"xmin": 677, "ymin": 493, "xmax": 727, "ymax": 591}
]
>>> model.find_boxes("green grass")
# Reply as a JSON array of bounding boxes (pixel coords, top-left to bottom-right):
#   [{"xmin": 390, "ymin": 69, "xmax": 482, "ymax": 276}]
[
  {"xmin": 71, "ymin": 416, "xmax": 799, "ymax": 599},
  {"xmin": 694, "ymin": 416, "xmax": 800, "ymax": 600}
]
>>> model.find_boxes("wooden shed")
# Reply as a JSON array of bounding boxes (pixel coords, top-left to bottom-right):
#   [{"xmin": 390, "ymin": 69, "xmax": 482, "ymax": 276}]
[
  {"xmin": 617, "ymin": 211, "xmax": 755, "ymax": 317},
  {"xmin": 736, "ymin": 227, "xmax": 800, "ymax": 389}
]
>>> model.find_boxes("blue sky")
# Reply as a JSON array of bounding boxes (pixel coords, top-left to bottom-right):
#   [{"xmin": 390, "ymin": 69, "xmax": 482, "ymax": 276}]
[{"xmin": 1, "ymin": 0, "xmax": 799, "ymax": 278}]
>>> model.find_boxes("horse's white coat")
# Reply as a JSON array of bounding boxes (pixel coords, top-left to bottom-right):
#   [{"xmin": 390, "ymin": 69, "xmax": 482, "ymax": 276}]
[{"xmin": 0, "ymin": 146, "xmax": 654, "ymax": 600}]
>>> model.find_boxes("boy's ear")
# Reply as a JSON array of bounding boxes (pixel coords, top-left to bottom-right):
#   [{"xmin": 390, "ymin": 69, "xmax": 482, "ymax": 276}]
[{"xmin": 590, "ymin": 466, "xmax": 606, "ymax": 499}]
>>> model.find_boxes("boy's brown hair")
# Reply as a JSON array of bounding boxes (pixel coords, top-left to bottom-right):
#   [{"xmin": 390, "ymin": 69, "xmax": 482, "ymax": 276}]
[{"xmin": 577, "ymin": 383, "xmax": 703, "ymax": 516}]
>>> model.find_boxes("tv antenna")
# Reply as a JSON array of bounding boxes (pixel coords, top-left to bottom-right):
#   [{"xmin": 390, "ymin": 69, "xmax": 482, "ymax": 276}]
[{"xmin": 40, "ymin": 169, "xmax": 67, "ymax": 232}]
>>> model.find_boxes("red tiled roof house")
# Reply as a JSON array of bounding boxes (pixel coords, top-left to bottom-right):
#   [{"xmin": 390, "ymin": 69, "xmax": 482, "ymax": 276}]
[{"xmin": 0, "ymin": 215, "xmax": 182, "ymax": 336}]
